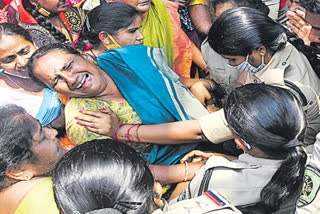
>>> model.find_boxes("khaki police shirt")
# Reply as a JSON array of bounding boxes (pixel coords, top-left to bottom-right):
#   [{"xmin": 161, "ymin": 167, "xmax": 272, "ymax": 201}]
[
  {"xmin": 200, "ymin": 43, "xmax": 320, "ymax": 145},
  {"xmin": 173, "ymin": 154, "xmax": 282, "ymax": 206}
]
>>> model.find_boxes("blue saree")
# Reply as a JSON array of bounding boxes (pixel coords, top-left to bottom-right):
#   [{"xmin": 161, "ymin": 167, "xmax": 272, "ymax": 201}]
[{"xmin": 97, "ymin": 45, "xmax": 208, "ymax": 165}]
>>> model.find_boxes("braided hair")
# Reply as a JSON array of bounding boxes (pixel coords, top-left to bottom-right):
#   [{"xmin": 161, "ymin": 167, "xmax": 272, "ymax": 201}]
[{"xmin": 22, "ymin": 0, "xmax": 67, "ymax": 43}]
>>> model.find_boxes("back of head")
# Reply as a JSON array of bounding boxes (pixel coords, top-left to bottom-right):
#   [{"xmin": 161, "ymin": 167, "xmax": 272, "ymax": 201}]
[
  {"xmin": 22, "ymin": 0, "xmax": 67, "ymax": 42},
  {"xmin": 208, "ymin": 7, "xmax": 286, "ymax": 56},
  {"xmin": 53, "ymin": 139, "xmax": 155, "ymax": 214},
  {"xmin": 224, "ymin": 84, "xmax": 307, "ymax": 213},
  {"xmin": 225, "ymin": 84, "xmax": 305, "ymax": 153},
  {"xmin": 300, "ymin": 0, "xmax": 320, "ymax": 14},
  {"xmin": 0, "ymin": 23, "xmax": 33, "ymax": 43},
  {"xmin": 0, "ymin": 105, "xmax": 34, "ymax": 190},
  {"xmin": 75, "ymin": 2, "xmax": 139, "ymax": 50},
  {"xmin": 209, "ymin": 0, "xmax": 269, "ymax": 16}
]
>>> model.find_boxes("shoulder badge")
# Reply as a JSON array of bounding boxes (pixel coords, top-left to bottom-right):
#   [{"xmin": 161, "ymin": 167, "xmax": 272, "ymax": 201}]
[{"xmin": 298, "ymin": 165, "xmax": 320, "ymax": 207}]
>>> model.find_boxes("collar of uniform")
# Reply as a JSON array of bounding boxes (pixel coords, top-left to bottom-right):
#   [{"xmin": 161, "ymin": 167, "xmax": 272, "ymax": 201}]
[
  {"xmin": 238, "ymin": 153, "xmax": 283, "ymax": 166},
  {"xmin": 249, "ymin": 43, "xmax": 294, "ymax": 86}
]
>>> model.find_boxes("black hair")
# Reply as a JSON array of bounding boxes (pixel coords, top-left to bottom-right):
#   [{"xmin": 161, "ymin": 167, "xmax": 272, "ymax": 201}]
[
  {"xmin": 75, "ymin": 2, "xmax": 139, "ymax": 51},
  {"xmin": 300, "ymin": 0, "xmax": 320, "ymax": 14},
  {"xmin": 52, "ymin": 139, "xmax": 156, "ymax": 214},
  {"xmin": 27, "ymin": 43, "xmax": 79, "ymax": 87},
  {"xmin": 0, "ymin": 105, "xmax": 36, "ymax": 191},
  {"xmin": 208, "ymin": 7, "xmax": 287, "ymax": 56},
  {"xmin": 224, "ymin": 84, "xmax": 307, "ymax": 213},
  {"xmin": 0, "ymin": 23, "xmax": 33, "ymax": 43},
  {"xmin": 209, "ymin": 0, "xmax": 270, "ymax": 16},
  {"xmin": 22, "ymin": 0, "xmax": 68, "ymax": 43}
]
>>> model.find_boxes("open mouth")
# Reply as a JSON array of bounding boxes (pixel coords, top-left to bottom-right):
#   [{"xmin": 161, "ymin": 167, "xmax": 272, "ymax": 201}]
[{"xmin": 76, "ymin": 74, "xmax": 89, "ymax": 89}]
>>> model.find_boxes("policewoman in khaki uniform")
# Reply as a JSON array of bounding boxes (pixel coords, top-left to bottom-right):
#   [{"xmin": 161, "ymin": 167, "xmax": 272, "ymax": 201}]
[
  {"xmin": 200, "ymin": 7, "xmax": 320, "ymax": 146},
  {"xmin": 78, "ymin": 7, "xmax": 320, "ymax": 154},
  {"xmin": 174, "ymin": 84, "xmax": 307, "ymax": 213}
]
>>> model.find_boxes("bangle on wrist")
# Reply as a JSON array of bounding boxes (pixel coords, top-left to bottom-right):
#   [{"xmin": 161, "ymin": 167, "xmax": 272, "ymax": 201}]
[
  {"xmin": 127, "ymin": 124, "xmax": 140, "ymax": 143},
  {"xmin": 201, "ymin": 65, "xmax": 209, "ymax": 73},
  {"xmin": 115, "ymin": 123, "xmax": 128, "ymax": 142},
  {"xmin": 200, "ymin": 78, "xmax": 214, "ymax": 91},
  {"xmin": 184, "ymin": 162, "xmax": 189, "ymax": 182}
]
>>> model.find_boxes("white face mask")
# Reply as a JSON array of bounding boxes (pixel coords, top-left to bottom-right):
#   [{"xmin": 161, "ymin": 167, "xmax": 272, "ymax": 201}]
[{"xmin": 228, "ymin": 54, "xmax": 266, "ymax": 73}]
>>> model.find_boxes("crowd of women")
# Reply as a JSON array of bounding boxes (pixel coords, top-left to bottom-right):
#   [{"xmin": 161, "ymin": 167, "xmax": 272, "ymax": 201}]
[{"xmin": 0, "ymin": 0, "xmax": 319, "ymax": 213}]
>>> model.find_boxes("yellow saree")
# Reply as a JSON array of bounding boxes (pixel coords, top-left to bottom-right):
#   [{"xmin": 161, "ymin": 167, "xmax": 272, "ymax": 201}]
[
  {"xmin": 141, "ymin": 0, "xmax": 193, "ymax": 78},
  {"xmin": 15, "ymin": 178, "xmax": 59, "ymax": 214}
]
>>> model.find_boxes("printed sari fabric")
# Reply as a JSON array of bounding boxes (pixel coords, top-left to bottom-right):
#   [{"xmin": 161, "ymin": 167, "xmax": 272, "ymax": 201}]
[
  {"xmin": 97, "ymin": 45, "xmax": 208, "ymax": 165},
  {"xmin": 65, "ymin": 97, "xmax": 152, "ymax": 154},
  {"xmin": 141, "ymin": 0, "xmax": 192, "ymax": 78}
]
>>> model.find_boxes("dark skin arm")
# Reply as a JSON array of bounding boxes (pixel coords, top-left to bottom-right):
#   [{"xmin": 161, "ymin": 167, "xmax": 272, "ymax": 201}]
[
  {"xmin": 75, "ymin": 110, "xmax": 205, "ymax": 144},
  {"xmin": 189, "ymin": 4, "xmax": 212, "ymax": 35},
  {"xmin": 149, "ymin": 161, "xmax": 205, "ymax": 184}
]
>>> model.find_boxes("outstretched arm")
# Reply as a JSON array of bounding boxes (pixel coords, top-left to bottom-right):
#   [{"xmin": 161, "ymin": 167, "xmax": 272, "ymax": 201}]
[
  {"xmin": 149, "ymin": 161, "xmax": 205, "ymax": 184},
  {"xmin": 75, "ymin": 108, "xmax": 205, "ymax": 144}
]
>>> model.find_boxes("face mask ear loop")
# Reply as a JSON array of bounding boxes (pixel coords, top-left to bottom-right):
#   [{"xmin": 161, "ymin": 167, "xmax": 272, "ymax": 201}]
[
  {"xmin": 261, "ymin": 54, "xmax": 265, "ymax": 66},
  {"xmin": 245, "ymin": 54, "xmax": 250, "ymax": 62},
  {"xmin": 107, "ymin": 34, "xmax": 121, "ymax": 48}
]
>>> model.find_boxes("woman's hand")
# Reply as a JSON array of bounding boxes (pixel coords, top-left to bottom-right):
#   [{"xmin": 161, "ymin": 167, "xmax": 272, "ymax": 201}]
[
  {"xmin": 206, "ymin": 104, "xmax": 220, "ymax": 113},
  {"xmin": 75, "ymin": 108, "xmax": 120, "ymax": 136},
  {"xmin": 190, "ymin": 80, "xmax": 212, "ymax": 106},
  {"xmin": 180, "ymin": 150, "xmax": 237, "ymax": 163},
  {"xmin": 180, "ymin": 150, "xmax": 216, "ymax": 163},
  {"xmin": 287, "ymin": 8, "xmax": 312, "ymax": 46}
]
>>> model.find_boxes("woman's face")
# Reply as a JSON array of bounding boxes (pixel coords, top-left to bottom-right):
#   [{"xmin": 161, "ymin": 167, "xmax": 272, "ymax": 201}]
[
  {"xmin": 0, "ymin": 34, "xmax": 36, "ymax": 73},
  {"xmin": 27, "ymin": 114, "xmax": 66, "ymax": 176},
  {"xmin": 108, "ymin": 0, "xmax": 151, "ymax": 14},
  {"xmin": 222, "ymin": 50, "xmax": 263, "ymax": 67},
  {"xmin": 35, "ymin": 0, "xmax": 68, "ymax": 13},
  {"xmin": 113, "ymin": 15, "xmax": 144, "ymax": 47},
  {"xmin": 33, "ymin": 50, "xmax": 108, "ymax": 98}
]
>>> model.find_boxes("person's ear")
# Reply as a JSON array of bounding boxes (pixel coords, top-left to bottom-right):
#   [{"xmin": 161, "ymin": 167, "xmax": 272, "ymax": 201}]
[
  {"xmin": 5, "ymin": 166, "xmax": 34, "ymax": 181},
  {"xmin": 257, "ymin": 45, "xmax": 267, "ymax": 56},
  {"xmin": 29, "ymin": 0, "xmax": 39, "ymax": 7},
  {"xmin": 81, "ymin": 53, "xmax": 98, "ymax": 65},
  {"xmin": 98, "ymin": 31, "xmax": 112, "ymax": 46},
  {"xmin": 234, "ymin": 137, "xmax": 250, "ymax": 153},
  {"xmin": 153, "ymin": 181, "xmax": 163, "ymax": 207}
]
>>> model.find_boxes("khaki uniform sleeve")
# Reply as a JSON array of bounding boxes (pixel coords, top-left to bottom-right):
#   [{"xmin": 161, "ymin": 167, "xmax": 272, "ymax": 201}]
[{"xmin": 199, "ymin": 109, "xmax": 233, "ymax": 144}]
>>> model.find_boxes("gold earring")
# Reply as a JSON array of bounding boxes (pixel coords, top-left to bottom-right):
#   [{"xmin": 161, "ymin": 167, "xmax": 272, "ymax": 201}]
[
  {"xmin": 25, "ymin": 175, "xmax": 31, "ymax": 181},
  {"xmin": 36, "ymin": 5, "xmax": 51, "ymax": 17}
]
